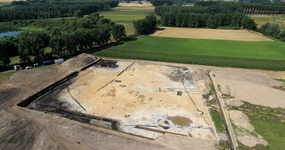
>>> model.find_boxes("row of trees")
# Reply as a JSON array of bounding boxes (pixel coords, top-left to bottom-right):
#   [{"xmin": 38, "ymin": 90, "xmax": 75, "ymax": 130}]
[
  {"xmin": 161, "ymin": 11, "xmax": 256, "ymax": 30},
  {"xmin": 259, "ymin": 22, "xmax": 285, "ymax": 41},
  {"xmin": 0, "ymin": 0, "xmax": 119, "ymax": 22},
  {"xmin": 133, "ymin": 15, "xmax": 157, "ymax": 35},
  {"xmin": 193, "ymin": 1, "xmax": 285, "ymax": 15},
  {"xmin": 155, "ymin": 4, "xmax": 243, "ymax": 16},
  {"xmin": 241, "ymin": 3, "xmax": 285, "ymax": 15},
  {"xmin": 0, "ymin": 13, "xmax": 126, "ymax": 66},
  {"xmin": 150, "ymin": 0, "xmax": 173, "ymax": 6}
]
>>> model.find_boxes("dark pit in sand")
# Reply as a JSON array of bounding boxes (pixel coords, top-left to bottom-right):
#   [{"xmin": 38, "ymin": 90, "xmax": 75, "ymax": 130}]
[{"xmin": 98, "ymin": 60, "xmax": 118, "ymax": 68}]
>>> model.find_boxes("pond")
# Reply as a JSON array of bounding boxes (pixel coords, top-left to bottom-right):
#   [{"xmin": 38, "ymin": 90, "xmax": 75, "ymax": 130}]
[{"xmin": 0, "ymin": 31, "xmax": 26, "ymax": 37}]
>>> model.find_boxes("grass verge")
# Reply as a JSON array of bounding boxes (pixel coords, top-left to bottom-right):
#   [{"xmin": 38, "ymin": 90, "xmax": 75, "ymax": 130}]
[
  {"xmin": 210, "ymin": 109, "xmax": 226, "ymax": 133},
  {"xmin": 0, "ymin": 70, "xmax": 17, "ymax": 83}
]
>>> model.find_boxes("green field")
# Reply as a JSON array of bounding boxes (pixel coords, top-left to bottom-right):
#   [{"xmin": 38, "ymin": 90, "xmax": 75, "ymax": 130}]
[
  {"xmin": 99, "ymin": 6, "xmax": 155, "ymax": 35},
  {"xmin": 17, "ymin": 26, "xmax": 45, "ymax": 32},
  {"xmin": 92, "ymin": 36, "xmax": 285, "ymax": 70},
  {"xmin": 105, "ymin": 36, "xmax": 285, "ymax": 60},
  {"xmin": 0, "ymin": 3, "xmax": 10, "ymax": 7}
]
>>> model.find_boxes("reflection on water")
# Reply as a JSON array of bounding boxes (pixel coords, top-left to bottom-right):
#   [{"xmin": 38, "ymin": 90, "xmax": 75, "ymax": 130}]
[{"xmin": 0, "ymin": 31, "xmax": 26, "ymax": 37}]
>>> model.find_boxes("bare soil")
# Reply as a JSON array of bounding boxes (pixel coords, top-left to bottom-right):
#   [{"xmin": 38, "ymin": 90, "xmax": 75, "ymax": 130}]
[
  {"xmin": 118, "ymin": 2, "xmax": 153, "ymax": 7},
  {"xmin": 212, "ymin": 70, "xmax": 285, "ymax": 108},
  {"xmin": 151, "ymin": 27, "xmax": 273, "ymax": 41}
]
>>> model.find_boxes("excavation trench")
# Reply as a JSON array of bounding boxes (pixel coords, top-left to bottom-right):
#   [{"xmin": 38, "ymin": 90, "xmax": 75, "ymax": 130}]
[{"xmin": 16, "ymin": 58, "xmax": 121, "ymax": 130}]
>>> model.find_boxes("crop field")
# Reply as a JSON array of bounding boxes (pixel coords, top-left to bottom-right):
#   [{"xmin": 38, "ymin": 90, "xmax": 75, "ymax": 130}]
[
  {"xmin": 152, "ymin": 27, "xmax": 273, "ymax": 41},
  {"xmin": 102, "ymin": 36, "xmax": 285, "ymax": 60},
  {"xmin": 99, "ymin": 4, "xmax": 155, "ymax": 35},
  {"xmin": 249, "ymin": 15, "xmax": 285, "ymax": 31},
  {"xmin": 0, "ymin": 2, "xmax": 9, "ymax": 7},
  {"xmin": 92, "ymin": 36, "xmax": 285, "ymax": 70}
]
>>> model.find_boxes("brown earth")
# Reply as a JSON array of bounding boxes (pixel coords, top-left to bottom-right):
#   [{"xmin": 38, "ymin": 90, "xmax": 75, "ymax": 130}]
[
  {"xmin": 151, "ymin": 27, "xmax": 273, "ymax": 41},
  {"xmin": 119, "ymin": 2, "xmax": 153, "ymax": 7}
]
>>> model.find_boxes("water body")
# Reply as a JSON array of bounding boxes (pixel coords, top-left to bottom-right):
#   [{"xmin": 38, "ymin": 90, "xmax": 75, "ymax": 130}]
[{"xmin": 0, "ymin": 31, "xmax": 26, "ymax": 37}]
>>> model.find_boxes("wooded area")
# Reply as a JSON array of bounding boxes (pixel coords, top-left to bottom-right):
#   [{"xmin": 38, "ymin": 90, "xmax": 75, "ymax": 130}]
[
  {"xmin": 0, "ymin": 13, "xmax": 126, "ymax": 66},
  {"xmin": 0, "ymin": 0, "xmax": 119, "ymax": 21},
  {"xmin": 156, "ymin": 4, "xmax": 256, "ymax": 30}
]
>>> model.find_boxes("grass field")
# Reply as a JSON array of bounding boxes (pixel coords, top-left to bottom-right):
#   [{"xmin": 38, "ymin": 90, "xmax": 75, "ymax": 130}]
[
  {"xmin": 105, "ymin": 36, "xmax": 285, "ymax": 60},
  {"xmin": 99, "ymin": 5, "xmax": 155, "ymax": 35},
  {"xmin": 0, "ymin": 2, "xmax": 9, "ymax": 7},
  {"xmin": 17, "ymin": 26, "xmax": 45, "ymax": 32},
  {"xmin": 92, "ymin": 36, "xmax": 285, "ymax": 70},
  {"xmin": 249, "ymin": 15, "xmax": 285, "ymax": 31}
]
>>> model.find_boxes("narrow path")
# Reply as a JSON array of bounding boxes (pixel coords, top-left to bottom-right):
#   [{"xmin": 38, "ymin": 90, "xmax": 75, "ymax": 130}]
[{"xmin": 208, "ymin": 71, "xmax": 238, "ymax": 149}]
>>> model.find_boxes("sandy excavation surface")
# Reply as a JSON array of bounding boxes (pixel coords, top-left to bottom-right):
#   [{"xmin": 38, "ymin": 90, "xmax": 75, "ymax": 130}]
[
  {"xmin": 151, "ymin": 27, "xmax": 273, "ymax": 41},
  {"xmin": 212, "ymin": 70, "xmax": 285, "ymax": 108},
  {"xmin": 54, "ymin": 60, "xmax": 217, "ymax": 140}
]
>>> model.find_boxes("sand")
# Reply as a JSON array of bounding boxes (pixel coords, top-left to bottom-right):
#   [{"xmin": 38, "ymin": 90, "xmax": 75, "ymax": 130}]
[{"xmin": 151, "ymin": 27, "xmax": 273, "ymax": 41}]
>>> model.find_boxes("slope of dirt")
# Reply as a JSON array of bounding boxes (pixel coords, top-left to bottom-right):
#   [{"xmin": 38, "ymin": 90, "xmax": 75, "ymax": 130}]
[
  {"xmin": 62, "ymin": 53, "xmax": 98, "ymax": 70},
  {"xmin": 212, "ymin": 70, "xmax": 285, "ymax": 108},
  {"xmin": 151, "ymin": 27, "xmax": 273, "ymax": 41}
]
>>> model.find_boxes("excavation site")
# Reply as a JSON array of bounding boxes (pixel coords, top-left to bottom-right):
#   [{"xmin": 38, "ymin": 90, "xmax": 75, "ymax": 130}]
[
  {"xmin": 2, "ymin": 53, "xmax": 285, "ymax": 150},
  {"xmin": 22, "ymin": 58, "xmax": 217, "ymax": 141}
]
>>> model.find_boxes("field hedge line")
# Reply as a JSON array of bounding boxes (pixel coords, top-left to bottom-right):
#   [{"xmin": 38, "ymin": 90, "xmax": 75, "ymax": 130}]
[{"xmin": 92, "ymin": 49, "xmax": 285, "ymax": 71}]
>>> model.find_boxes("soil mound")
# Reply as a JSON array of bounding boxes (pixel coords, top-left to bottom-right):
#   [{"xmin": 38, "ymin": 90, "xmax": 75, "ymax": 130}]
[
  {"xmin": 229, "ymin": 110, "xmax": 254, "ymax": 132},
  {"xmin": 62, "ymin": 53, "xmax": 97, "ymax": 70}
]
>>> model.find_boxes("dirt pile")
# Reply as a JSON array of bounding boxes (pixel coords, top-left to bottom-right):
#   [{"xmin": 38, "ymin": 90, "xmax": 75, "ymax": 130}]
[
  {"xmin": 62, "ymin": 53, "xmax": 98, "ymax": 70},
  {"xmin": 229, "ymin": 110, "xmax": 254, "ymax": 132}
]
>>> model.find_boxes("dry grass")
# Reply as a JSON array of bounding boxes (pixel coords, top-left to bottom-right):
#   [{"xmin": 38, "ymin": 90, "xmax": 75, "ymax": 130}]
[
  {"xmin": 118, "ymin": 2, "xmax": 152, "ymax": 7},
  {"xmin": 151, "ymin": 27, "xmax": 273, "ymax": 41},
  {"xmin": 249, "ymin": 15, "xmax": 285, "ymax": 31}
]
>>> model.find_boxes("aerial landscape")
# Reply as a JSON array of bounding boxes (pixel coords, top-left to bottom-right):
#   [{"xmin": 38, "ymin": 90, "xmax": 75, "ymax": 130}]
[{"xmin": 0, "ymin": 0, "xmax": 285, "ymax": 150}]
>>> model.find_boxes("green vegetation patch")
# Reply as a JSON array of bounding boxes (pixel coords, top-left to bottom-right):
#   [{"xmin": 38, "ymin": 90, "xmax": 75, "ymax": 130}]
[
  {"xmin": 0, "ymin": 71, "xmax": 17, "ymax": 83},
  {"xmin": 210, "ymin": 109, "xmax": 226, "ymax": 133},
  {"xmin": 229, "ymin": 102, "xmax": 285, "ymax": 150},
  {"xmin": 106, "ymin": 36, "xmax": 285, "ymax": 60},
  {"xmin": 99, "ymin": 6, "xmax": 155, "ymax": 22},
  {"xmin": 17, "ymin": 26, "xmax": 45, "ymax": 32},
  {"xmin": 92, "ymin": 45, "xmax": 285, "ymax": 71},
  {"xmin": 0, "ymin": 3, "xmax": 10, "ymax": 7}
]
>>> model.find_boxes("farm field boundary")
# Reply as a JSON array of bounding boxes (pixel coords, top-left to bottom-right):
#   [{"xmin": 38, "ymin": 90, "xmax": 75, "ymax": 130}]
[
  {"xmin": 151, "ymin": 27, "xmax": 273, "ymax": 41},
  {"xmin": 92, "ymin": 49, "xmax": 285, "ymax": 71}
]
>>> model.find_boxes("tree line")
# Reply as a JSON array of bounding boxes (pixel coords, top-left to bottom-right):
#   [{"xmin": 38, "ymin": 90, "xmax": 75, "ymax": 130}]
[
  {"xmin": 259, "ymin": 22, "xmax": 285, "ymax": 41},
  {"xmin": 0, "ymin": 13, "xmax": 126, "ymax": 66},
  {"xmin": 150, "ymin": 0, "xmax": 173, "ymax": 6},
  {"xmin": 161, "ymin": 11, "xmax": 256, "ymax": 30},
  {"xmin": 133, "ymin": 15, "xmax": 158, "ymax": 35},
  {"xmin": 155, "ymin": 3, "xmax": 243, "ymax": 16},
  {"xmin": 193, "ymin": 1, "xmax": 285, "ymax": 15},
  {"xmin": 156, "ymin": 4, "xmax": 256, "ymax": 30},
  {"xmin": 0, "ymin": 0, "xmax": 119, "ymax": 22}
]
